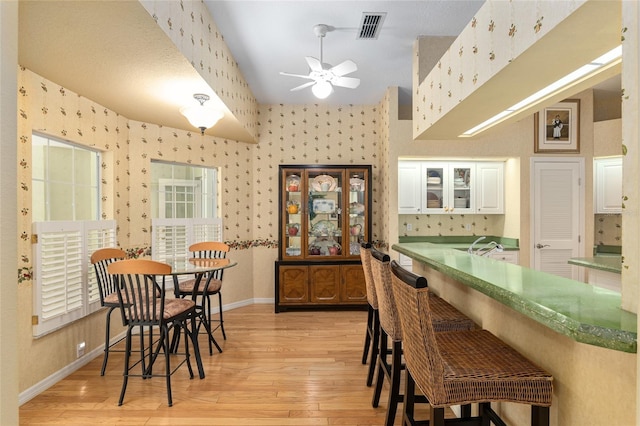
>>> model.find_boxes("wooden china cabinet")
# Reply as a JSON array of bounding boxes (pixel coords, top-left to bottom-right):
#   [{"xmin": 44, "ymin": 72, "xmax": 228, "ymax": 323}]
[{"xmin": 275, "ymin": 165, "xmax": 372, "ymax": 312}]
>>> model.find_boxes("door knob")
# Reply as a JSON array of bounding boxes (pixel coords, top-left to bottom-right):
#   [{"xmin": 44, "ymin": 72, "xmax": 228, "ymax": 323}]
[{"xmin": 535, "ymin": 244, "xmax": 550, "ymax": 249}]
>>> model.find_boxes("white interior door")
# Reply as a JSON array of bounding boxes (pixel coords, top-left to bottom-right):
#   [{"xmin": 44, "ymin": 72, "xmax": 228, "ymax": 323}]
[{"xmin": 531, "ymin": 158, "xmax": 584, "ymax": 280}]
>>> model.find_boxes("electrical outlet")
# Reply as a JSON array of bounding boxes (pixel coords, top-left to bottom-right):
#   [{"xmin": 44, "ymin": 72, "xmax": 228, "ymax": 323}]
[
  {"xmin": 465, "ymin": 224, "xmax": 471, "ymax": 231},
  {"xmin": 406, "ymin": 223, "xmax": 413, "ymax": 231},
  {"xmin": 76, "ymin": 341, "xmax": 86, "ymax": 358}
]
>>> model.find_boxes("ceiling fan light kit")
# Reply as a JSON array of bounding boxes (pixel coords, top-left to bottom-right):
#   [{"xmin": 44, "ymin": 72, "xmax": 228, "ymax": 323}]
[
  {"xmin": 180, "ymin": 93, "xmax": 224, "ymax": 135},
  {"xmin": 280, "ymin": 24, "xmax": 360, "ymax": 99}
]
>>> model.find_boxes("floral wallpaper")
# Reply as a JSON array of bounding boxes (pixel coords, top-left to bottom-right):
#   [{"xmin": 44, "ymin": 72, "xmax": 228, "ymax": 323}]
[
  {"xmin": 399, "ymin": 213, "xmax": 505, "ymax": 237},
  {"xmin": 415, "ymin": 0, "xmax": 582, "ymax": 136},
  {"xmin": 140, "ymin": 0, "xmax": 258, "ymax": 141},
  {"xmin": 594, "ymin": 214, "xmax": 622, "ymax": 247},
  {"xmin": 377, "ymin": 90, "xmax": 391, "ymax": 249},
  {"xmin": 254, "ymin": 103, "xmax": 382, "ymax": 245},
  {"xmin": 17, "ymin": 68, "xmax": 129, "ymax": 282}
]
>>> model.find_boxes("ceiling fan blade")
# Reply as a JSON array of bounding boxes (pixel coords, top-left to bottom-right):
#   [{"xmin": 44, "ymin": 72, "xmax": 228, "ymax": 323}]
[
  {"xmin": 330, "ymin": 60, "xmax": 357, "ymax": 77},
  {"xmin": 280, "ymin": 71, "xmax": 314, "ymax": 80},
  {"xmin": 290, "ymin": 81, "xmax": 316, "ymax": 91},
  {"xmin": 332, "ymin": 76, "xmax": 360, "ymax": 89},
  {"xmin": 305, "ymin": 56, "xmax": 323, "ymax": 72}
]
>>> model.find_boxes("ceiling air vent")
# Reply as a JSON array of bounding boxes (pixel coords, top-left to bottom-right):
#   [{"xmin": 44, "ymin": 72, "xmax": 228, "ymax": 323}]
[{"xmin": 357, "ymin": 12, "xmax": 386, "ymax": 40}]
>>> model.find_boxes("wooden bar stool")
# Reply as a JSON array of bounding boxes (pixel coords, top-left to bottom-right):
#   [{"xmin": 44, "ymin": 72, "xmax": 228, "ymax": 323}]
[
  {"xmin": 390, "ymin": 260, "xmax": 553, "ymax": 426},
  {"xmin": 369, "ymin": 248, "xmax": 475, "ymax": 426},
  {"xmin": 359, "ymin": 242, "xmax": 379, "ymax": 387}
]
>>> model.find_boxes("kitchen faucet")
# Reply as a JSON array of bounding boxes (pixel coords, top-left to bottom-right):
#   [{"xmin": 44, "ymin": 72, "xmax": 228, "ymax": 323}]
[
  {"xmin": 467, "ymin": 236, "xmax": 486, "ymax": 254},
  {"xmin": 476, "ymin": 241, "xmax": 504, "ymax": 257}
]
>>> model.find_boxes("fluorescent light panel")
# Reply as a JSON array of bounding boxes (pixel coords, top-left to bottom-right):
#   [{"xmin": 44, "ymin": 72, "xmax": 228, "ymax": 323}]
[{"xmin": 461, "ymin": 46, "xmax": 622, "ymax": 137}]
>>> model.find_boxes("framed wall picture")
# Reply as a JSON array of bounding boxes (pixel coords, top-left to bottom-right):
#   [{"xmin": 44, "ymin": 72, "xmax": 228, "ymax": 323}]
[{"xmin": 534, "ymin": 99, "xmax": 580, "ymax": 153}]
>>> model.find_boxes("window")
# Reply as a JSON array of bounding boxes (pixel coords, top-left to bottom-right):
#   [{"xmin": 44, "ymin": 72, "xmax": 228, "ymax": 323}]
[
  {"xmin": 31, "ymin": 133, "xmax": 113, "ymax": 337},
  {"xmin": 31, "ymin": 133, "xmax": 100, "ymax": 222},
  {"xmin": 151, "ymin": 161, "xmax": 217, "ymax": 219},
  {"xmin": 150, "ymin": 161, "xmax": 222, "ymax": 263}
]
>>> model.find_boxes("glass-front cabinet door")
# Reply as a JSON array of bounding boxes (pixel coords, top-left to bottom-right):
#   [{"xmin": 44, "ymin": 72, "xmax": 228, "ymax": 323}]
[
  {"xmin": 306, "ymin": 168, "xmax": 344, "ymax": 258},
  {"xmin": 283, "ymin": 169, "xmax": 304, "ymax": 259},
  {"xmin": 346, "ymin": 169, "xmax": 368, "ymax": 256},
  {"xmin": 422, "ymin": 162, "xmax": 474, "ymax": 213},
  {"xmin": 280, "ymin": 166, "xmax": 370, "ymax": 260},
  {"xmin": 449, "ymin": 163, "xmax": 473, "ymax": 213},
  {"xmin": 423, "ymin": 163, "xmax": 446, "ymax": 212}
]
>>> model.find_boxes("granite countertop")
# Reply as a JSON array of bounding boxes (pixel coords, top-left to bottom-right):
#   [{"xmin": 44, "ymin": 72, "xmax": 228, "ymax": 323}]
[
  {"xmin": 568, "ymin": 255, "xmax": 622, "ymax": 274},
  {"xmin": 392, "ymin": 242, "xmax": 637, "ymax": 353}
]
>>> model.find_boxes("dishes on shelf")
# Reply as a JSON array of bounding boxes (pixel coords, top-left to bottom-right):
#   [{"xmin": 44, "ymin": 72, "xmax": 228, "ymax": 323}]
[
  {"xmin": 349, "ymin": 176, "xmax": 365, "ymax": 191},
  {"xmin": 311, "ymin": 220, "xmax": 336, "ymax": 236},
  {"xmin": 312, "ymin": 198, "xmax": 336, "ymax": 213},
  {"xmin": 285, "ymin": 247, "xmax": 301, "ymax": 256},
  {"xmin": 286, "ymin": 174, "xmax": 301, "ymax": 192},
  {"xmin": 311, "ymin": 175, "xmax": 337, "ymax": 192},
  {"xmin": 454, "ymin": 198, "xmax": 468, "ymax": 208},
  {"xmin": 426, "ymin": 191, "xmax": 440, "ymax": 208},
  {"xmin": 308, "ymin": 236, "xmax": 341, "ymax": 256},
  {"xmin": 454, "ymin": 177, "xmax": 466, "ymax": 187},
  {"xmin": 426, "ymin": 177, "xmax": 441, "ymax": 184},
  {"xmin": 349, "ymin": 202, "xmax": 365, "ymax": 215}
]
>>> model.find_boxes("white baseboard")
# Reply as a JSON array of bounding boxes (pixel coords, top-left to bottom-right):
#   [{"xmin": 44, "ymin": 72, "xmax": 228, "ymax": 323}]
[{"xmin": 19, "ymin": 298, "xmax": 273, "ymax": 405}]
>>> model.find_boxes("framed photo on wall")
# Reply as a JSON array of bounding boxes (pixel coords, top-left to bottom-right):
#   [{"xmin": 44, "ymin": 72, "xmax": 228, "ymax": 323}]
[{"xmin": 534, "ymin": 99, "xmax": 580, "ymax": 153}]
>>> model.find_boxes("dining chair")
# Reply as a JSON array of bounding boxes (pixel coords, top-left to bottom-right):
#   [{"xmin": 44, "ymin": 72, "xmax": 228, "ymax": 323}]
[
  {"xmin": 108, "ymin": 259, "xmax": 198, "ymax": 407},
  {"xmin": 90, "ymin": 247, "xmax": 126, "ymax": 376},
  {"xmin": 359, "ymin": 242, "xmax": 379, "ymax": 387},
  {"xmin": 390, "ymin": 260, "xmax": 553, "ymax": 426},
  {"xmin": 369, "ymin": 247, "xmax": 475, "ymax": 426},
  {"xmin": 175, "ymin": 241, "xmax": 229, "ymax": 354}
]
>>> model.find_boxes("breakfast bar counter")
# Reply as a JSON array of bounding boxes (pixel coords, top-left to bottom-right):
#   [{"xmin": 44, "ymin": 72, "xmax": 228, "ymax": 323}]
[
  {"xmin": 392, "ymin": 242, "xmax": 637, "ymax": 426},
  {"xmin": 392, "ymin": 242, "xmax": 636, "ymax": 352}
]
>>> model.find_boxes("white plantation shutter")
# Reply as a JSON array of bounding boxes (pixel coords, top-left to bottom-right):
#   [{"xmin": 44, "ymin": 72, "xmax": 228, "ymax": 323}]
[
  {"xmin": 33, "ymin": 220, "xmax": 117, "ymax": 337},
  {"xmin": 85, "ymin": 221, "xmax": 117, "ymax": 312},
  {"xmin": 152, "ymin": 218, "xmax": 223, "ymax": 263},
  {"xmin": 191, "ymin": 218, "xmax": 223, "ymax": 243}
]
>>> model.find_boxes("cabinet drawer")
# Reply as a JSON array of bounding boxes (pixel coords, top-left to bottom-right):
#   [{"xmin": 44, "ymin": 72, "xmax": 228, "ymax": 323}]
[{"xmin": 487, "ymin": 250, "xmax": 519, "ymax": 264}]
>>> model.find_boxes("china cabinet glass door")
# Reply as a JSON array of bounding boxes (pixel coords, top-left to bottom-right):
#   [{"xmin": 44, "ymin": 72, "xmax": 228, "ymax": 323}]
[
  {"xmin": 306, "ymin": 169, "xmax": 343, "ymax": 258},
  {"xmin": 346, "ymin": 169, "xmax": 368, "ymax": 256},
  {"xmin": 283, "ymin": 169, "xmax": 304, "ymax": 259}
]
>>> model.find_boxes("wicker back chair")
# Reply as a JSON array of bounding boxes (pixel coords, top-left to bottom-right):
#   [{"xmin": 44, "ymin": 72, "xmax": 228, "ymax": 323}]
[
  {"xmin": 369, "ymin": 247, "xmax": 476, "ymax": 426},
  {"xmin": 359, "ymin": 242, "xmax": 379, "ymax": 387},
  {"xmin": 390, "ymin": 260, "xmax": 553, "ymax": 426}
]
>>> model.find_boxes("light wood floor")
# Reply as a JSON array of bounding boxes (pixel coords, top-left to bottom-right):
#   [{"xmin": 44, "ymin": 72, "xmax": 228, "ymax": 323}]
[{"xmin": 19, "ymin": 304, "xmax": 441, "ymax": 425}]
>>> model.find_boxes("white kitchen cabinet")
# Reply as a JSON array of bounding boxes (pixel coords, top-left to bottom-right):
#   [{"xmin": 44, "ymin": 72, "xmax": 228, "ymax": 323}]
[
  {"xmin": 398, "ymin": 161, "xmax": 504, "ymax": 215},
  {"xmin": 588, "ymin": 269, "xmax": 621, "ymax": 292},
  {"xmin": 398, "ymin": 161, "xmax": 422, "ymax": 214},
  {"xmin": 486, "ymin": 250, "xmax": 519, "ymax": 264},
  {"xmin": 475, "ymin": 162, "xmax": 504, "ymax": 214},
  {"xmin": 398, "ymin": 253, "xmax": 413, "ymax": 272},
  {"xmin": 594, "ymin": 157, "xmax": 622, "ymax": 214},
  {"xmin": 422, "ymin": 162, "xmax": 475, "ymax": 214}
]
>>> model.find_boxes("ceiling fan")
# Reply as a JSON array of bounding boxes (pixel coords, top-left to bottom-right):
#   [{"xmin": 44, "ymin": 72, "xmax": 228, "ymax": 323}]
[{"xmin": 280, "ymin": 24, "xmax": 360, "ymax": 99}]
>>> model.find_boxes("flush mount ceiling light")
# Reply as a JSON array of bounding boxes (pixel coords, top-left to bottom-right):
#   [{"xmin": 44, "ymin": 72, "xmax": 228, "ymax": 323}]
[
  {"xmin": 460, "ymin": 45, "xmax": 622, "ymax": 137},
  {"xmin": 180, "ymin": 94, "xmax": 224, "ymax": 135}
]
